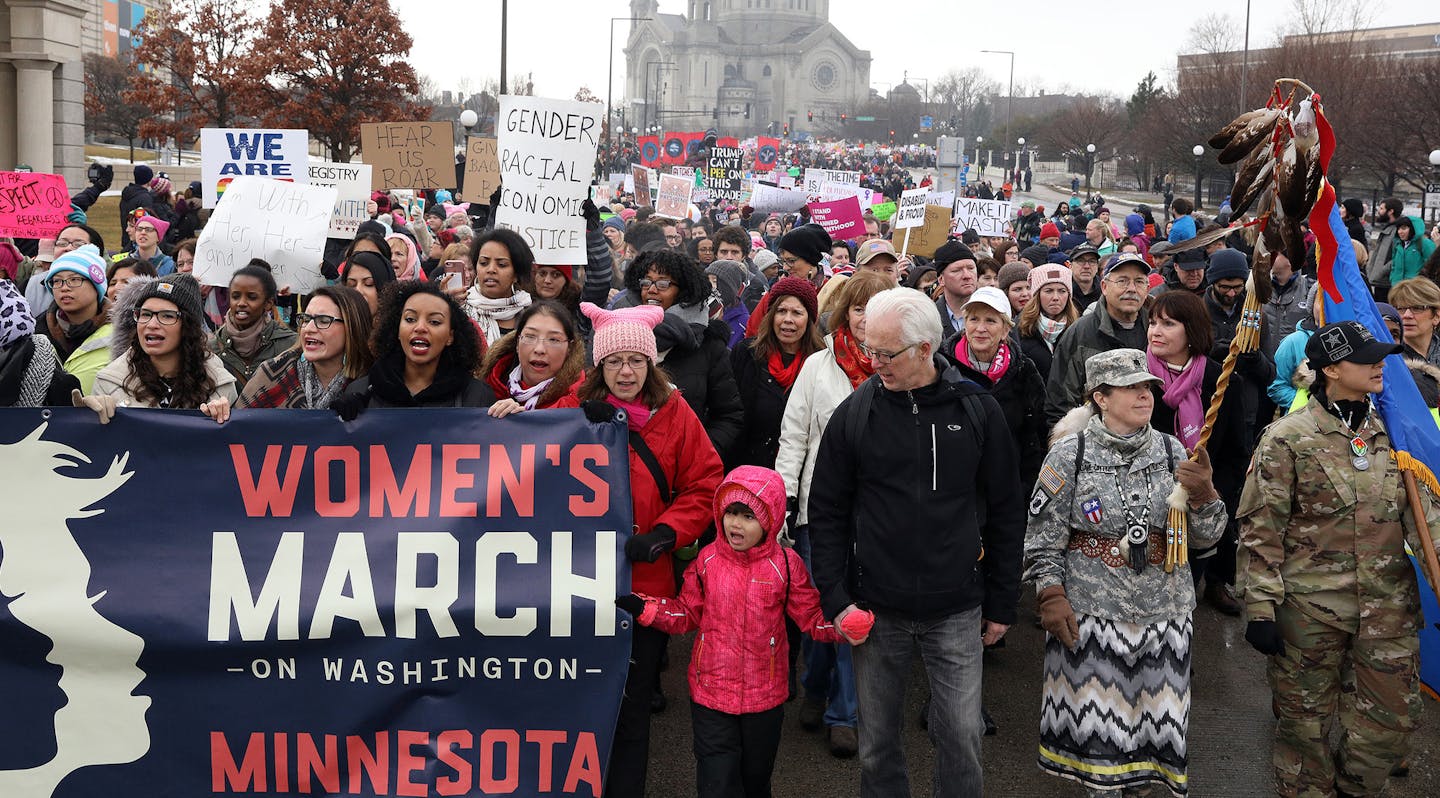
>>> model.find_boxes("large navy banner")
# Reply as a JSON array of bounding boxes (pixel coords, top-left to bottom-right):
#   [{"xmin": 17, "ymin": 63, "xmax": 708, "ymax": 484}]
[{"xmin": 0, "ymin": 407, "xmax": 633, "ymax": 797}]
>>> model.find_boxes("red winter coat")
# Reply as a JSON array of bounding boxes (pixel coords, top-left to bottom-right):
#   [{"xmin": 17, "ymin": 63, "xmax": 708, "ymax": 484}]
[
  {"xmin": 639, "ymin": 467, "xmax": 841, "ymax": 715},
  {"xmin": 555, "ymin": 391, "xmax": 723, "ymax": 597}
]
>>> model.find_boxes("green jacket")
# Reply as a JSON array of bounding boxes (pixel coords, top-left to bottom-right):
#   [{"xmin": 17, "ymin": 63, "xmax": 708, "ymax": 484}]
[
  {"xmin": 65, "ymin": 322, "xmax": 113, "ymax": 394},
  {"xmin": 1389, "ymin": 215, "xmax": 1435, "ymax": 285},
  {"xmin": 210, "ymin": 318, "xmax": 297, "ymax": 385}
]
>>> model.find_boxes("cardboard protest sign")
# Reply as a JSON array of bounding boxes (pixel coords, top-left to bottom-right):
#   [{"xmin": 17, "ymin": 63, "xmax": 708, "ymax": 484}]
[
  {"xmin": 806, "ymin": 196, "xmax": 865, "ymax": 241},
  {"xmin": 0, "ymin": 408, "xmax": 631, "ymax": 798},
  {"xmin": 928, "ymin": 189, "xmax": 956, "ymax": 209},
  {"xmin": 494, "ymin": 95, "xmax": 602, "ymax": 265},
  {"xmin": 906, "ymin": 204, "xmax": 953, "ymax": 259},
  {"xmin": 704, "ymin": 146, "xmax": 744, "ymax": 204},
  {"xmin": 803, "ymin": 168, "xmax": 859, "ymax": 196},
  {"xmin": 199, "ymin": 128, "xmax": 309, "ymax": 209},
  {"xmin": 654, "ymin": 174, "xmax": 692, "ymax": 219},
  {"xmin": 749, "ymin": 184, "xmax": 807, "ymax": 214},
  {"xmin": 462, "ymin": 136, "xmax": 501, "ymax": 203},
  {"xmin": 631, "ymin": 165, "xmax": 651, "ymax": 204},
  {"xmin": 0, "ymin": 171, "xmax": 70, "ymax": 238},
  {"xmin": 360, "ymin": 121, "xmax": 456, "ymax": 190},
  {"xmin": 194, "ymin": 176, "xmax": 335, "ymax": 294},
  {"xmin": 306, "ymin": 161, "xmax": 373, "ymax": 238},
  {"xmin": 953, "ymin": 198, "xmax": 1012, "ymax": 236},
  {"xmin": 894, "ymin": 187, "xmax": 930, "ymax": 230}
]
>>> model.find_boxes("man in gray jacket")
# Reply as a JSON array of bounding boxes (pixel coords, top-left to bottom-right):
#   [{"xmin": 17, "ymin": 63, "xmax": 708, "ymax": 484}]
[
  {"xmin": 1366, "ymin": 197, "xmax": 1403, "ymax": 302},
  {"xmin": 1044, "ymin": 254, "xmax": 1151, "ymax": 428}
]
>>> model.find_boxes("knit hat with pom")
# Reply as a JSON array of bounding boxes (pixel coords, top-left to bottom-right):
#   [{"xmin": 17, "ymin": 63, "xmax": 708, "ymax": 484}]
[{"xmin": 582, "ymin": 301, "xmax": 664, "ymax": 364}]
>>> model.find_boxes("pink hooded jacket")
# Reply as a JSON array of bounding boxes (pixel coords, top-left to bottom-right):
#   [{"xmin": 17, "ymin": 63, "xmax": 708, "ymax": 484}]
[{"xmin": 639, "ymin": 465, "xmax": 841, "ymax": 715}]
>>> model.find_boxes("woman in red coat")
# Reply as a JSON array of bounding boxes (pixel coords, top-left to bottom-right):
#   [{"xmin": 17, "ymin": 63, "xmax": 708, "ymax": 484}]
[{"xmin": 556, "ymin": 301, "xmax": 723, "ymax": 797}]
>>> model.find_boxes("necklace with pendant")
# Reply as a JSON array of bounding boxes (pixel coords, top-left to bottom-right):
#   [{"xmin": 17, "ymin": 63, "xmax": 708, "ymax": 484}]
[{"xmin": 1331, "ymin": 402, "xmax": 1371, "ymax": 471}]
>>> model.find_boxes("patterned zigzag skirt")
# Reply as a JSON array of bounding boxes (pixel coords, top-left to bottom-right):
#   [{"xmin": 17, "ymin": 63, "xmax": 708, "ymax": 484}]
[{"xmin": 1038, "ymin": 613, "xmax": 1192, "ymax": 796}]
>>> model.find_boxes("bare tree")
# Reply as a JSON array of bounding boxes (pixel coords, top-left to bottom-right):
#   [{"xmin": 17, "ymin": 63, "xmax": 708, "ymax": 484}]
[
  {"xmin": 84, "ymin": 53, "xmax": 149, "ymax": 161},
  {"xmin": 931, "ymin": 67, "xmax": 998, "ymax": 139},
  {"xmin": 1033, "ymin": 97, "xmax": 1128, "ymax": 185}
]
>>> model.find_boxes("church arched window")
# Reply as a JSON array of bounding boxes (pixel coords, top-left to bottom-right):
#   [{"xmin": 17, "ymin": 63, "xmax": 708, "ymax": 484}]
[{"xmin": 763, "ymin": 65, "xmax": 772, "ymax": 77}]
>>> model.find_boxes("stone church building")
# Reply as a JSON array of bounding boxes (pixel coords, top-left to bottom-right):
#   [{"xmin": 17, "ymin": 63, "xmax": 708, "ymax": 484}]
[{"xmin": 624, "ymin": 0, "xmax": 871, "ymax": 138}]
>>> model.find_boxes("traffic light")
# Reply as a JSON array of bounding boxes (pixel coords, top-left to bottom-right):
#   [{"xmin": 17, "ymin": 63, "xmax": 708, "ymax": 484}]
[
  {"xmin": 783, "ymin": 123, "xmax": 790, "ymax": 138},
  {"xmin": 807, "ymin": 111, "xmax": 813, "ymax": 122},
  {"xmin": 840, "ymin": 113, "xmax": 847, "ymax": 123}
]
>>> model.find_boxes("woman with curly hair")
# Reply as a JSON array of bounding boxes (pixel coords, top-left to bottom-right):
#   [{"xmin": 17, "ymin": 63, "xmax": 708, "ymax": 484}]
[
  {"xmin": 338, "ymin": 281, "xmax": 491, "ymax": 410},
  {"xmin": 239, "ymin": 286, "xmax": 376, "ymax": 409},
  {"xmin": 91, "ymin": 273, "xmax": 236, "ymax": 421}
]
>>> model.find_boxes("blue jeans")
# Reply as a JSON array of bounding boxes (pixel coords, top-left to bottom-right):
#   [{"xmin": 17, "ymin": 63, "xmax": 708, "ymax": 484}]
[
  {"xmin": 793, "ymin": 525, "xmax": 859, "ymax": 728},
  {"xmin": 852, "ymin": 606, "xmax": 984, "ymax": 798}
]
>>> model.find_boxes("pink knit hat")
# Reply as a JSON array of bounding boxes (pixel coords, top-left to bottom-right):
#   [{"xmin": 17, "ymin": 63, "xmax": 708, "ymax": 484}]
[
  {"xmin": 581, "ymin": 302, "xmax": 664, "ymax": 364},
  {"xmin": 1028, "ymin": 263, "xmax": 1073, "ymax": 295},
  {"xmin": 136, "ymin": 214, "xmax": 170, "ymax": 241}
]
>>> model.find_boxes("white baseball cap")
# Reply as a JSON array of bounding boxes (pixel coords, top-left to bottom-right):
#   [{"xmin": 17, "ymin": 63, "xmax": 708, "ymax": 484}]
[{"xmin": 959, "ymin": 285, "xmax": 1012, "ymax": 318}]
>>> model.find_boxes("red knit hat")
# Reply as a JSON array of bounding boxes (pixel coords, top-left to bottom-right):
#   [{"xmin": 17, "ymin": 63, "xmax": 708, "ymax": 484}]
[
  {"xmin": 765, "ymin": 276, "xmax": 819, "ymax": 322},
  {"xmin": 581, "ymin": 302, "xmax": 663, "ymax": 363},
  {"xmin": 1039, "ymin": 222, "xmax": 1060, "ymax": 240}
]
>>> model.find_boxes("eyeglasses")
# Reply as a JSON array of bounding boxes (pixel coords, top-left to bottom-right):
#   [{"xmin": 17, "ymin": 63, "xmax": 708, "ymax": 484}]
[
  {"xmin": 664, "ymin": 235, "xmax": 682, "ymax": 244},
  {"xmin": 780, "ymin": 256, "xmax": 803, "ymax": 267},
  {"xmin": 49, "ymin": 275, "xmax": 89, "ymax": 290},
  {"xmin": 296, "ymin": 313, "xmax": 343, "ymax": 330},
  {"xmin": 1212, "ymin": 282, "xmax": 1246, "ymax": 295},
  {"xmin": 134, "ymin": 308, "xmax": 182, "ymax": 325},
  {"xmin": 135, "ymin": 225, "xmax": 158, "ymax": 235},
  {"xmin": 859, "ymin": 342, "xmax": 916, "ymax": 364},
  {"xmin": 638, "ymin": 279, "xmax": 674, "ymax": 291},
  {"xmin": 519, "ymin": 332, "xmax": 569, "ymax": 349},
  {"xmin": 1104, "ymin": 276, "xmax": 1148, "ymax": 290},
  {"xmin": 54, "ymin": 237, "xmax": 89, "ymax": 249},
  {"xmin": 601, "ymin": 355, "xmax": 648, "ymax": 371},
  {"xmin": 1395, "ymin": 305, "xmax": 1437, "ymax": 315}
]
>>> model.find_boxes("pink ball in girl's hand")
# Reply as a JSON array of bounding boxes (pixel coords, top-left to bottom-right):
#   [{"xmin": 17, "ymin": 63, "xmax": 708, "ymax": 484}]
[{"xmin": 840, "ymin": 609, "xmax": 875, "ymax": 641}]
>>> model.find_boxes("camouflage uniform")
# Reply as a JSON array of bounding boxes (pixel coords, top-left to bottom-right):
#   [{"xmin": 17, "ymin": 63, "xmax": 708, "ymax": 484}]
[{"xmin": 1238, "ymin": 398, "xmax": 1440, "ymax": 798}]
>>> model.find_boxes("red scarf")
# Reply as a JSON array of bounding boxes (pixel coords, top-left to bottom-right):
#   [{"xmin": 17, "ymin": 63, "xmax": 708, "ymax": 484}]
[
  {"xmin": 832, "ymin": 326, "xmax": 874, "ymax": 389},
  {"xmin": 767, "ymin": 349, "xmax": 803, "ymax": 391}
]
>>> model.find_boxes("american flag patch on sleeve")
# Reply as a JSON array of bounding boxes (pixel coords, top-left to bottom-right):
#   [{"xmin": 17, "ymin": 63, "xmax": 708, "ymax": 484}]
[{"xmin": 1038, "ymin": 465, "xmax": 1066, "ymax": 496}]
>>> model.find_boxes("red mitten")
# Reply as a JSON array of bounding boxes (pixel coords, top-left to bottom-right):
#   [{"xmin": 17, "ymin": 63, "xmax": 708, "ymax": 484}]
[{"xmin": 840, "ymin": 609, "xmax": 875, "ymax": 641}]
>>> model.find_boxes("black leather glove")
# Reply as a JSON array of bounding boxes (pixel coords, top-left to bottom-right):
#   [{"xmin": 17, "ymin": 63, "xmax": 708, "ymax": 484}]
[
  {"xmin": 1245, "ymin": 620, "xmax": 1285, "ymax": 657},
  {"xmin": 625, "ymin": 525, "xmax": 677, "ymax": 563},
  {"xmin": 488, "ymin": 183, "xmax": 503, "ymax": 210},
  {"xmin": 582, "ymin": 198, "xmax": 601, "ymax": 232},
  {"xmin": 95, "ymin": 163, "xmax": 114, "ymax": 190},
  {"xmin": 786, "ymin": 496, "xmax": 799, "ymax": 533},
  {"xmin": 331, "ymin": 390, "xmax": 368, "ymax": 422},
  {"xmin": 615, "ymin": 594, "xmax": 645, "ymax": 618},
  {"xmin": 580, "ymin": 400, "xmax": 617, "ymax": 424}
]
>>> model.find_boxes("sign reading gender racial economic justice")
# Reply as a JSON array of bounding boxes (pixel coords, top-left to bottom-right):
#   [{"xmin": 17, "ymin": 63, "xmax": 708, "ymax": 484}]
[
  {"xmin": 806, "ymin": 195, "xmax": 866, "ymax": 241},
  {"xmin": 495, "ymin": 95, "xmax": 602, "ymax": 265},
  {"xmin": 0, "ymin": 171, "xmax": 70, "ymax": 238},
  {"xmin": 907, "ymin": 204, "xmax": 954, "ymax": 259},
  {"xmin": 953, "ymin": 198, "xmax": 1012, "ymax": 237},
  {"xmin": 894, "ymin": 187, "xmax": 930, "ymax": 230},
  {"xmin": 654, "ymin": 173, "xmax": 692, "ymax": 219},
  {"xmin": 462, "ymin": 136, "xmax": 502, "ymax": 203},
  {"xmin": 0, "ymin": 407, "xmax": 632, "ymax": 797},
  {"xmin": 194, "ymin": 176, "xmax": 335, "ymax": 294},
  {"xmin": 306, "ymin": 161, "xmax": 373, "ymax": 238},
  {"xmin": 704, "ymin": 146, "xmax": 744, "ymax": 204},
  {"xmin": 199, "ymin": 128, "xmax": 309, "ymax": 209},
  {"xmin": 360, "ymin": 121, "xmax": 456, "ymax": 191}
]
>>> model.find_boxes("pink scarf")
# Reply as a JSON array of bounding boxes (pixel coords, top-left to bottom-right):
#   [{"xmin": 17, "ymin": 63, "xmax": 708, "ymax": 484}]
[
  {"xmin": 952, "ymin": 339, "xmax": 1012, "ymax": 383},
  {"xmin": 1146, "ymin": 350, "xmax": 1205, "ymax": 449},
  {"xmin": 606, "ymin": 394, "xmax": 652, "ymax": 431}
]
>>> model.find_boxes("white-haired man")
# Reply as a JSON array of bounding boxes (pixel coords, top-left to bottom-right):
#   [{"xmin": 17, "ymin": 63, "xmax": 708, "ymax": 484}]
[{"xmin": 808, "ymin": 288, "xmax": 1026, "ymax": 797}]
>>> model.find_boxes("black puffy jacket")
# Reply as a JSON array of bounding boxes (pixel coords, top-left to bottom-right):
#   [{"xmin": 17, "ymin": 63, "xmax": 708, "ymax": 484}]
[{"xmin": 656, "ymin": 317, "xmax": 745, "ymax": 465}]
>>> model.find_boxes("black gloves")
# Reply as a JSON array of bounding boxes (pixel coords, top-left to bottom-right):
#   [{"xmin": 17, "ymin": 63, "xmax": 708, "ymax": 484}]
[
  {"xmin": 786, "ymin": 496, "xmax": 799, "ymax": 533},
  {"xmin": 625, "ymin": 525, "xmax": 677, "ymax": 563},
  {"xmin": 488, "ymin": 184, "xmax": 503, "ymax": 210},
  {"xmin": 615, "ymin": 594, "xmax": 645, "ymax": 618},
  {"xmin": 582, "ymin": 198, "xmax": 601, "ymax": 232},
  {"xmin": 581, "ymin": 400, "xmax": 617, "ymax": 424},
  {"xmin": 331, "ymin": 391, "xmax": 368, "ymax": 422},
  {"xmin": 94, "ymin": 163, "xmax": 114, "ymax": 190},
  {"xmin": 1245, "ymin": 620, "xmax": 1285, "ymax": 657}
]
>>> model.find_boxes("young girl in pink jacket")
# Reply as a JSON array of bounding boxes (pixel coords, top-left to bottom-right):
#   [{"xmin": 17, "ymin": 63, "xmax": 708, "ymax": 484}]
[{"xmin": 619, "ymin": 465, "xmax": 871, "ymax": 797}]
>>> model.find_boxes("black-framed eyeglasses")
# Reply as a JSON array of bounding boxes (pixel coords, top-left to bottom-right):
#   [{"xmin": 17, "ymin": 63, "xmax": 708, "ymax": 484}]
[
  {"xmin": 49, "ymin": 275, "xmax": 89, "ymax": 290},
  {"xmin": 859, "ymin": 342, "xmax": 916, "ymax": 364},
  {"xmin": 639, "ymin": 279, "xmax": 673, "ymax": 291},
  {"xmin": 134, "ymin": 308, "xmax": 181, "ymax": 325},
  {"xmin": 297, "ymin": 313, "xmax": 343, "ymax": 330}
]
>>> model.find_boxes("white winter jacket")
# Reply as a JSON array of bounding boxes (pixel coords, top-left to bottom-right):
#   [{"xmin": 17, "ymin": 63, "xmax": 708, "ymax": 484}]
[{"xmin": 774, "ymin": 335, "xmax": 859, "ymax": 526}]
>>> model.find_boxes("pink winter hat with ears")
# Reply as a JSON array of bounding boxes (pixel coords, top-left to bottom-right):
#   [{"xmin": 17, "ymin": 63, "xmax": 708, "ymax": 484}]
[
  {"xmin": 136, "ymin": 214, "xmax": 170, "ymax": 241},
  {"xmin": 581, "ymin": 302, "xmax": 664, "ymax": 364}
]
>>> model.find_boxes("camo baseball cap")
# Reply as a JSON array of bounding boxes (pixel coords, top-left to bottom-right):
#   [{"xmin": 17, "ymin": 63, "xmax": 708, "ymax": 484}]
[{"xmin": 1085, "ymin": 348, "xmax": 1161, "ymax": 396}]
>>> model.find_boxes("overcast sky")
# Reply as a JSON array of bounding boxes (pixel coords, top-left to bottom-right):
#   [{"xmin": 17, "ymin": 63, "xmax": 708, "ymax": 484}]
[{"xmin": 397, "ymin": 0, "xmax": 1409, "ymax": 107}]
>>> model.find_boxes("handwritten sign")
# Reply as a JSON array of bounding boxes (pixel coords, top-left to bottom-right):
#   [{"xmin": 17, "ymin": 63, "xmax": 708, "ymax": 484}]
[
  {"xmin": 361, "ymin": 121, "xmax": 456, "ymax": 190},
  {"xmin": 927, "ymin": 190, "xmax": 956, "ymax": 209},
  {"xmin": 306, "ymin": 161, "xmax": 373, "ymax": 238},
  {"xmin": 953, "ymin": 198, "xmax": 1012, "ymax": 236},
  {"xmin": 0, "ymin": 171, "xmax": 70, "ymax": 238},
  {"xmin": 894, "ymin": 187, "xmax": 930, "ymax": 230},
  {"xmin": 462, "ymin": 136, "xmax": 501, "ymax": 203},
  {"xmin": 749, "ymin": 184, "xmax": 807, "ymax": 214},
  {"xmin": 654, "ymin": 174, "xmax": 692, "ymax": 219},
  {"xmin": 495, "ymin": 95, "xmax": 602, "ymax": 265},
  {"xmin": 803, "ymin": 168, "xmax": 859, "ymax": 197},
  {"xmin": 200, "ymin": 128, "xmax": 309, "ymax": 209},
  {"xmin": 194, "ymin": 176, "xmax": 335, "ymax": 294},
  {"xmin": 906, "ymin": 204, "xmax": 953, "ymax": 259},
  {"xmin": 631, "ymin": 165, "xmax": 652, "ymax": 205},
  {"xmin": 704, "ymin": 146, "xmax": 744, "ymax": 204},
  {"xmin": 806, "ymin": 196, "xmax": 865, "ymax": 241}
]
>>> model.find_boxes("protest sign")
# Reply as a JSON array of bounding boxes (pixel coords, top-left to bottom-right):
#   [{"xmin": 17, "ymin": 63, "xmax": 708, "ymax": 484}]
[
  {"xmin": 894, "ymin": 187, "xmax": 930, "ymax": 230},
  {"xmin": 495, "ymin": 95, "xmax": 602, "ymax": 265},
  {"xmin": 631, "ymin": 165, "xmax": 651, "ymax": 204},
  {"xmin": 928, "ymin": 190, "xmax": 956, "ymax": 209},
  {"xmin": 306, "ymin": 162, "xmax": 373, "ymax": 238},
  {"xmin": 462, "ymin": 136, "xmax": 501, "ymax": 203},
  {"xmin": 704, "ymin": 146, "xmax": 744, "ymax": 204},
  {"xmin": 807, "ymin": 196, "xmax": 865, "ymax": 241},
  {"xmin": 870, "ymin": 201, "xmax": 897, "ymax": 221},
  {"xmin": 654, "ymin": 174, "xmax": 692, "ymax": 219},
  {"xmin": 608, "ymin": 172, "xmax": 628, "ymax": 190},
  {"xmin": 671, "ymin": 165, "xmax": 696, "ymax": 181},
  {"xmin": 0, "ymin": 171, "xmax": 70, "ymax": 238},
  {"xmin": 194, "ymin": 176, "xmax": 335, "ymax": 294},
  {"xmin": 200, "ymin": 128, "xmax": 308, "ymax": 209},
  {"xmin": 777, "ymin": 173, "xmax": 797, "ymax": 190},
  {"xmin": 953, "ymin": 198, "xmax": 1012, "ymax": 236},
  {"xmin": 907, "ymin": 204, "xmax": 954, "ymax": 259},
  {"xmin": 749, "ymin": 184, "xmax": 807, "ymax": 214},
  {"xmin": 360, "ymin": 121, "xmax": 456, "ymax": 190},
  {"xmin": 0, "ymin": 407, "xmax": 632, "ymax": 797},
  {"xmin": 803, "ymin": 168, "xmax": 859, "ymax": 196}
]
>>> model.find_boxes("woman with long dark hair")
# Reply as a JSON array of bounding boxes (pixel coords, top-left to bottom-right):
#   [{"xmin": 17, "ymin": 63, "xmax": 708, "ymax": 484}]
[
  {"xmin": 479, "ymin": 300, "xmax": 586, "ymax": 415},
  {"xmin": 239, "ymin": 286, "xmax": 375, "ymax": 409},
  {"xmin": 730, "ymin": 277, "xmax": 823, "ymax": 468}
]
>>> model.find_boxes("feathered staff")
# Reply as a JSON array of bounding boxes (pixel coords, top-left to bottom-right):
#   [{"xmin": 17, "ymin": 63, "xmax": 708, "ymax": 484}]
[{"xmin": 1161, "ymin": 78, "xmax": 1327, "ymax": 573}]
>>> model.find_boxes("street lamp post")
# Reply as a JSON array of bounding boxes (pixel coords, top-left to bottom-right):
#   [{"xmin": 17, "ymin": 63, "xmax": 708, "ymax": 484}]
[
  {"xmin": 1426, "ymin": 149, "xmax": 1440, "ymax": 223},
  {"xmin": 981, "ymin": 50, "xmax": 1014, "ymax": 166},
  {"xmin": 460, "ymin": 109, "xmax": 478, "ymax": 136},
  {"xmin": 499, "ymin": 0, "xmax": 508, "ymax": 95},
  {"xmin": 607, "ymin": 16, "xmax": 650, "ymax": 157},
  {"xmin": 1192, "ymin": 144, "xmax": 1205, "ymax": 210},
  {"xmin": 1017, "ymin": 137, "xmax": 1025, "ymax": 177},
  {"xmin": 1085, "ymin": 143, "xmax": 1095, "ymax": 193},
  {"xmin": 975, "ymin": 136, "xmax": 983, "ymax": 179}
]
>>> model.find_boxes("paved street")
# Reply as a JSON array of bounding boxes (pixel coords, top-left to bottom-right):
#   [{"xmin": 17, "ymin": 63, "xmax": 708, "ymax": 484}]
[{"xmin": 644, "ymin": 590, "xmax": 1440, "ymax": 797}]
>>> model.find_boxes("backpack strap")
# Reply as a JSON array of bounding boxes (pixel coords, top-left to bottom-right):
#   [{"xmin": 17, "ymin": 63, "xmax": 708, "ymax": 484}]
[
  {"xmin": 1067, "ymin": 429, "xmax": 1086, "ymax": 530},
  {"xmin": 1163, "ymin": 433, "xmax": 1176, "ymax": 472},
  {"xmin": 842, "ymin": 376, "xmax": 878, "ymax": 462},
  {"xmin": 629, "ymin": 430, "xmax": 672, "ymax": 504}
]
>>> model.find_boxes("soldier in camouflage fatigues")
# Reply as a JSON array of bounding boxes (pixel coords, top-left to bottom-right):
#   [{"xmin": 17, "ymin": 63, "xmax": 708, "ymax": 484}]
[{"xmin": 1238, "ymin": 320, "xmax": 1440, "ymax": 798}]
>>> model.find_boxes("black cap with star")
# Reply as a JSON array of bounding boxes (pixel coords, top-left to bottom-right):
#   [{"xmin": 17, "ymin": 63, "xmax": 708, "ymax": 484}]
[{"xmin": 1304, "ymin": 320, "xmax": 1402, "ymax": 368}]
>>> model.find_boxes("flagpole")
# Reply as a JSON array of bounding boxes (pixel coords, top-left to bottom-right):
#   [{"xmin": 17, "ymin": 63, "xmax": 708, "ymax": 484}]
[{"xmin": 1402, "ymin": 469, "xmax": 1440, "ymax": 605}]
